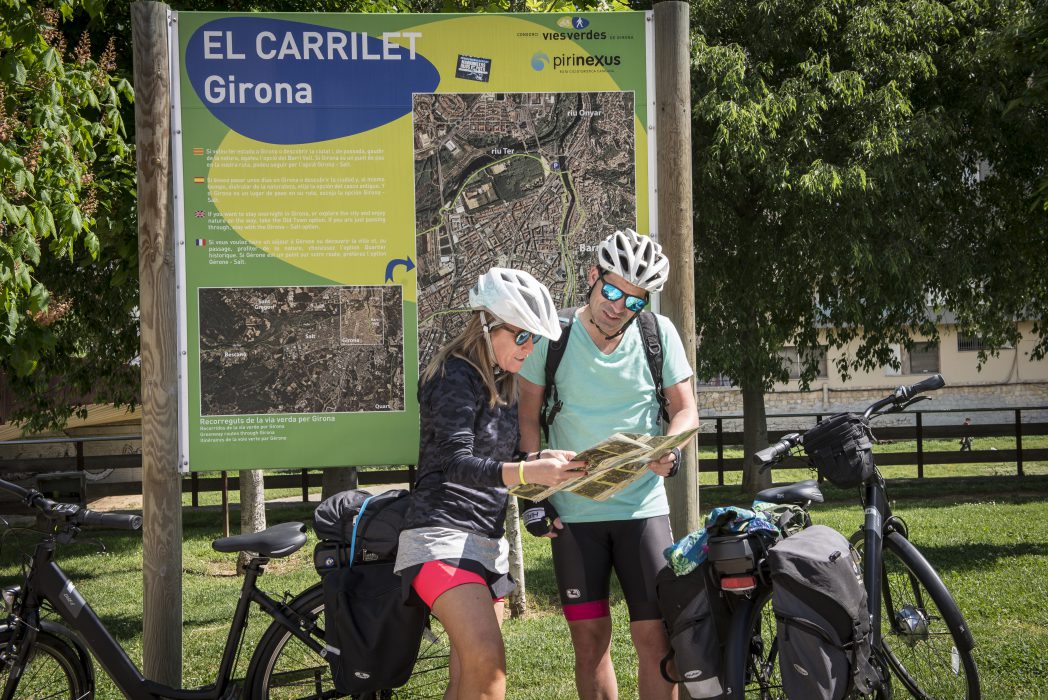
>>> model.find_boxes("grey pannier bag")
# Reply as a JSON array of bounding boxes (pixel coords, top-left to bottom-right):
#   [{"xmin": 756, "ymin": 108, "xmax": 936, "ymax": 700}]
[{"xmin": 768, "ymin": 525, "xmax": 882, "ymax": 699}]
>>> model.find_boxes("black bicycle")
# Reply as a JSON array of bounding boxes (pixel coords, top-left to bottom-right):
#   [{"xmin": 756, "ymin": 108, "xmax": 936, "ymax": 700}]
[
  {"xmin": 722, "ymin": 375, "xmax": 980, "ymax": 699},
  {"xmin": 0, "ymin": 478, "xmax": 449, "ymax": 699}
]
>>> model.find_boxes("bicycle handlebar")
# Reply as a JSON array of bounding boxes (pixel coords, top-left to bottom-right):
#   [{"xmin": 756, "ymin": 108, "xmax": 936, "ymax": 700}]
[
  {"xmin": 753, "ymin": 433, "xmax": 802, "ymax": 469},
  {"xmin": 864, "ymin": 373, "xmax": 946, "ymax": 419},
  {"xmin": 0, "ymin": 478, "xmax": 142, "ymax": 531}
]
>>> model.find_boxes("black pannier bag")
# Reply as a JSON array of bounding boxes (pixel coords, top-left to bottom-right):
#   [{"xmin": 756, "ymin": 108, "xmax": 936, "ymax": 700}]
[
  {"xmin": 803, "ymin": 413, "xmax": 875, "ymax": 488},
  {"xmin": 313, "ymin": 489, "xmax": 425, "ymax": 695},
  {"xmin": 322, "ymin": 560, "xmax": 427, "ymax": 695},
  {"xmin": 655, "ymin": 561, "xmax": 732, "ymax": 699},
  {"xmin": 768, "ymin": 525, "xmax": 882, "ymax": 699},
  {"xmin": 314, "ymin": 488, "xmax": 412, "ymax": 562}
]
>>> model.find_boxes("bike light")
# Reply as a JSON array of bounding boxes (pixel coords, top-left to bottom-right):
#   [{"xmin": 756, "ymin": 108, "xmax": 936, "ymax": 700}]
[{"xmin": 720, "ymin": 575, "xmax": 757, "ymax": 593}]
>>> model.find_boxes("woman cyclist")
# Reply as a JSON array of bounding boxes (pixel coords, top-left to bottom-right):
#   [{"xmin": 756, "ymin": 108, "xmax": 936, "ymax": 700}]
[{"xmin": 395, "ymin": 268, "xmax": 585, "ymax": 700}]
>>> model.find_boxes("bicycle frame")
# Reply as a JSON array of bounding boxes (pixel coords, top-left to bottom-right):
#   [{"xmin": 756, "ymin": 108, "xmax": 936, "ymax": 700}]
[
  {"xmin": 3, "ymin": 536, "xmax": 327, "ymax": 700},
  {"xmin": 862, "ymin": 477, "xmax": 889, "ymax": 649}
]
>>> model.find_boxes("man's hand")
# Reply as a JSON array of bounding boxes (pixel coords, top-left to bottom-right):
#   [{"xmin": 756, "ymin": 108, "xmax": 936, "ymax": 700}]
[
  {"xmin": 646, "ymin": 446, "xmax": 681, "ymax": 478},
  {"xmin": 522, "ymin": 499, "xmax": 564, "ymax": 538}
]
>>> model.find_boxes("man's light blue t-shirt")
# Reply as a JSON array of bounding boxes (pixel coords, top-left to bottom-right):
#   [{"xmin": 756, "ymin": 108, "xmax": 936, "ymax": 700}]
[{"xmin": 519, "ymin": 310, "xmax": 693, "ymax": 523}]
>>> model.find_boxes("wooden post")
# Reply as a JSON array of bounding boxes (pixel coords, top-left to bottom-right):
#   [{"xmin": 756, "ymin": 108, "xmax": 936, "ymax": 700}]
[
  {"xmin": 1016, "ymin": 409, "xmax": 1024, "ymax": 477},
  {"xmin": 655, "ymin": 1, "xmax": 697, "ymax": 537},
  {"xmin": 916, "ymin": 412, "xmax": 924, "ymax": 479},
  {"xmin": 133, "ymin": 0, "xmax": 183, "ymax": 686}
]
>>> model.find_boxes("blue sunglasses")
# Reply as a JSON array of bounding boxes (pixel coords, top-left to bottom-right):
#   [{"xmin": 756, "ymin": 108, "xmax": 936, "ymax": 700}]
[
  {"xmin": 599, "ymin": 271, "xmax": 648, "ymax": 312},
  {"xmin": 497, "ymin": 325, "xmax": 536, "ymax": 346}
]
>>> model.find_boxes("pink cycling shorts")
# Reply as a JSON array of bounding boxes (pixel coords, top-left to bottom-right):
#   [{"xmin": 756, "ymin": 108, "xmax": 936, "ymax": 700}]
[{"xmin": 411, "ymin": 560, "xmax": 505, "ymax": 609}]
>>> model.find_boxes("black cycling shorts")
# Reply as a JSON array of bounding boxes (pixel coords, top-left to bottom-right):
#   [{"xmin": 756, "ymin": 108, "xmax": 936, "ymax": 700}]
[{"xmin": 551, "ymin": 515, "xmax": 672, "ymax": 622}]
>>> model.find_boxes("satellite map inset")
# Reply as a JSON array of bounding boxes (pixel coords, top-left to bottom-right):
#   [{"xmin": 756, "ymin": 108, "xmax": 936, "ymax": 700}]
[
  {"xmin": 199, "ymin": 285, "xmax": 404, "ymax": 415},
  {"xmin": 413, "ymin": 91, "xmax": 638, "ymax": 369}
]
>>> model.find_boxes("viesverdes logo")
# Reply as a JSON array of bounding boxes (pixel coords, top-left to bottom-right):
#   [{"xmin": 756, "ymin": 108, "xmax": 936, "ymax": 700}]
[
  {"xmin": 543, "ymin": 18, "xmax": 608, "ymax": 42},
  {"xmin": 531, "ymin": 51, "xmax": 621, "ymax": 71}
]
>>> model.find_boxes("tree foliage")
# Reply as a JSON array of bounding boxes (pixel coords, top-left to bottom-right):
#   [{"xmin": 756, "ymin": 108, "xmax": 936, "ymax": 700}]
[
  {"xmin": 0, "ymin": 0, "xmax": 138, "ymax": 431},
  {"xmin": 689, "ymin": 0, "xmax": 1048, "ymax": 490}
]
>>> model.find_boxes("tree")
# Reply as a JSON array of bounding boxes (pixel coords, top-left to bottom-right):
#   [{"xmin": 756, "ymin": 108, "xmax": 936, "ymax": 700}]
[
  {"xmin": 690, "ymin": 0, "xmax": 1048, "ymax": 492},
  {"xmin": 1, "ymin": 1, "xmax": 138, "ymax": 431}
]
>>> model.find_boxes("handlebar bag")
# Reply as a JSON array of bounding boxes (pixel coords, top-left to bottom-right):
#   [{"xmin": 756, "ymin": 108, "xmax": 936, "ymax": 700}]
[
  {"xmin": 803, "ymin": 413, "xmax": 875, "ymax": 488},
  {"xmin": 314, "ymin": 488, "xmax": 412, "ymax": 563},
  {"xmin": 322, "ymin": 559, "xmax": 427, "ymax": 695},
  {"xmin": 768, "ymin": 525, "xmax": 882, "ymax": 699},
  {"xmin": 655, "ymin": 561, "xmax": 731, "ymax": 699}
]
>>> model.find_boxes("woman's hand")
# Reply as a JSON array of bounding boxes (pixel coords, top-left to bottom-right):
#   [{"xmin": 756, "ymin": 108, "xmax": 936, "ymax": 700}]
[{"xmin": 525, "ymin": 452, "xmax": 586, "ymax": 487}]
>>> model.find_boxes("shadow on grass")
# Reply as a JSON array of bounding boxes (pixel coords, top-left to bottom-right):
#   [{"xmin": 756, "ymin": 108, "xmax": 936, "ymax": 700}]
[{"xmin": 899, "ymin": 540, "xmax": 1048, "ymax": 575}]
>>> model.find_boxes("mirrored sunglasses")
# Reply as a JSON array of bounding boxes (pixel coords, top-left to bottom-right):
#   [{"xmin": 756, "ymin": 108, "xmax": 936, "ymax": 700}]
[
  {"xmin": 509, "ymin": 328, "xmax": 536, "ymax": 346},
  {"xmin": 599, "ymin": 272, "xmax": 648, "ymax": 312}
]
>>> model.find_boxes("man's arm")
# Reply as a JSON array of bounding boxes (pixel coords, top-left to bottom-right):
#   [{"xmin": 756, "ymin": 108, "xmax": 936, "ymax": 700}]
[
  {"xmin": 518, "ymin": 376, "xmax": 545, "ymax": 454},
  {"xmin": 648, "ymin": 377, "xmax": 699, "ymax": 477}
]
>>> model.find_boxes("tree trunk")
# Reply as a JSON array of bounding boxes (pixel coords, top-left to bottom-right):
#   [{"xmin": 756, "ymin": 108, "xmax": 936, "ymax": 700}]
[
  {"xmin": 237, "ymin": 469, "xmax": 267, "ymax": 574},
  {"xmin": 322, "ymin": 467, "xmax": 359, "ymax": 500},
  {"xmin": 741, "ymin": 384, "xmax": 771, "ymax": 494},
  {"xmin": 504, "ymin": 496, "xmax": 527, "ymax": 618}
]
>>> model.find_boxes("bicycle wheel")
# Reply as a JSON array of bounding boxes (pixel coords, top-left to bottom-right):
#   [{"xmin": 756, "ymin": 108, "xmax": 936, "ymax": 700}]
[
  {"xmin": 852, "ymin": 530, "xmax": 980, "ymax": 699},
  {"xmin": 0, "ymin": 627, "xmax": 91, "ymax": 699},
  {"xmin": 247, "ymin": 583, "xmax": 450, "ymax": 699},
  {"xmin": 724, "ymin": 588, "xmax": 784, "ymax": 700}
]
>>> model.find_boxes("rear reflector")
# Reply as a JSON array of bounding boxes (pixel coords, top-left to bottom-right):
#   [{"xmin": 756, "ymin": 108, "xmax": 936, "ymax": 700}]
[{"xmin": 720, "ymin": 575, "xmax": 757, "ymax": 593}]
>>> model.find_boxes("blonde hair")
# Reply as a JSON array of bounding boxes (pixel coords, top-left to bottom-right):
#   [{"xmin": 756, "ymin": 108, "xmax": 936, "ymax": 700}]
[{"xmin": 421, "ymin": 312, "xmax": 518, "ymax": 407}]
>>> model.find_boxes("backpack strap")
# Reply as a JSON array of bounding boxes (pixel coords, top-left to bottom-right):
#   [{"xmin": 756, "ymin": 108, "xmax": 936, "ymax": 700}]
[
  {"xmin": 540, "ymin": 307, "xmax": 577, "ymax": 442},
  {"xmin": 637, "ymin": 311, "xmax": 669, "ymax": 425}
]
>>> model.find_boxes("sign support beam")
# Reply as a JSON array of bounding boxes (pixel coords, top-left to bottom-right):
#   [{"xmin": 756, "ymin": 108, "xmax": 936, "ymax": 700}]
[
  {"xmin": 654, "ymin": 1, "xmax": 698, "ymax": 536},
  {"xmin": 132, "ymin": 1, "xmax": 184, "ymax": 685}
]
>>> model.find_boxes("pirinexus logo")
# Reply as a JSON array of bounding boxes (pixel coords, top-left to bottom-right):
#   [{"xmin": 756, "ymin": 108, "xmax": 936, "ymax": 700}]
[
  {"xmin": 557, "ymin": 16, "xmax": 589, "ymax": 29},
  {"xmin": 546, "ymin": 53, "xmax": 621, "ymax": 70},
  {"xmin": 531, "ymin": 52, "xmax": 550, "ymax": 71}
]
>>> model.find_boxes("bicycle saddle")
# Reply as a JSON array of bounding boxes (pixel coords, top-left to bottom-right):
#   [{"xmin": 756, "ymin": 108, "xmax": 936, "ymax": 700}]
[
  {"xmin": 212, "ymin": 521, "xmax": 307, "ymax": 557},
  {"xmin": 754, "ymin": 480, "xmax": 824, "ymax": 506}
]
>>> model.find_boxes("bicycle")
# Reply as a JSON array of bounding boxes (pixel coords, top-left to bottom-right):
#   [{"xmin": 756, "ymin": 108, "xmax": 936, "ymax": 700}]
[
  {"xmin": 0, "ymin": 478, "xmax": 449, "ymax": 699},
  {"xmin": 720, "ymin": 374, "xmax": 980, "ymax": 699}
]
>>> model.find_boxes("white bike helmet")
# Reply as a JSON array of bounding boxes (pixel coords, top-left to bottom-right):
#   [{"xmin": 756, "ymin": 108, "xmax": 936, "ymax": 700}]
[
  {"xmin": 597, "ymin": 228, "xmax": 670, "ymax": 292},
  {"xmin": 469, "ymin": 268, "xmax": 562, "ymax": 341}
]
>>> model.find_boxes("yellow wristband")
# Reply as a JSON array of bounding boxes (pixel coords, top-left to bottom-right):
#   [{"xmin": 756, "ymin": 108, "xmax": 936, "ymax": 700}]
[{"xmin": 518, "ymin": 460, "xmax": 527, "ymax": 485}]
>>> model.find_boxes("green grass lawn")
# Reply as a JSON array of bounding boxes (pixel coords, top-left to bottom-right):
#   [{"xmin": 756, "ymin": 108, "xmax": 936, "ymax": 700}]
[{"xmin": 2, "ymin": 477, "xmax": 1046, "ymax": 698}]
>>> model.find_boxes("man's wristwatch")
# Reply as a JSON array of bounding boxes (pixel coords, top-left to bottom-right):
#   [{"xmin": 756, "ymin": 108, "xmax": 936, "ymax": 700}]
[{"xmin": 667, "ymin": 447, "xmax": 682, "ymax": 478}]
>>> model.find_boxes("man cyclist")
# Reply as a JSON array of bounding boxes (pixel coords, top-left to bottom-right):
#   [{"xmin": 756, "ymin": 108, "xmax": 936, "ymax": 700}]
[{"xmin": 518, "ymin": 228, "xmax": 699, "ymax": 700}]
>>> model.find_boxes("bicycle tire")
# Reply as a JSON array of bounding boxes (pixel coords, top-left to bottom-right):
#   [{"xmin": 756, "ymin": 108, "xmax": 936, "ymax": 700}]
[
  {"xmin": 246, "ymin": 583, "xmax": 450, "ymax": 700},
  {"xmin": 852, "ymin": 530, "xmax": 980, "ymax": 699},
  {"xmin": 0, "ymin": 627, "xmax": 91, "ymax": 700},
  {"xmin": 724, "ymin": 587, "xmax": 784, "ymax": 700}
]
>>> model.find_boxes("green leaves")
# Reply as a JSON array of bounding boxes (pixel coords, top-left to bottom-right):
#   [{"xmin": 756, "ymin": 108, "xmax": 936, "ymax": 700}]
[
  {"xmin": 0, "ymin": 0, "xmax": 137, "ymax": 422},
  {"xmin": 692, "ymin": 0, "xmax": 1048, "ymax": 432}
]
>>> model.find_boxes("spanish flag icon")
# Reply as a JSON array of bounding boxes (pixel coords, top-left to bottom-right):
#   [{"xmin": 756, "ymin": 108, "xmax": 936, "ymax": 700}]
[
  {"xmin": 192, "ymin": 147, "xmax": 204, "ymax": 156},
  {"xmin": 193, "ymin": 176, "xmax": 205, "ymax": 184}
]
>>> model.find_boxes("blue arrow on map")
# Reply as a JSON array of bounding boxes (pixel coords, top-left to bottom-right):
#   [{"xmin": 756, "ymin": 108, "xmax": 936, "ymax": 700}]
[{"xmin": 385, "ymin": 256, "xmax": 415, "ymax": 283}]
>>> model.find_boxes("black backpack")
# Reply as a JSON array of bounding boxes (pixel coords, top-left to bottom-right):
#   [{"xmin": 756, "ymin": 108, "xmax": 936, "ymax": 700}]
[
  {"xmin": 314, "ymin": 488, "xmax": 412, "ymax": 563},
  {"xmin": 767, "ymin": 525, "xmax": 883, "ymax": 699},
  {"xmin": 655, "ymin": 561, "xmax": 732, "ymax": 699},
  {"xmin": 314, "ymin": 490, "xmax": 426, "ymax": 695},
  {"xmin": 540, "ymin": 307, "xmax": 667, "ymax": 440}
]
